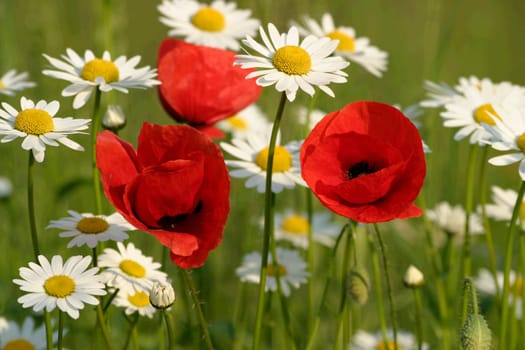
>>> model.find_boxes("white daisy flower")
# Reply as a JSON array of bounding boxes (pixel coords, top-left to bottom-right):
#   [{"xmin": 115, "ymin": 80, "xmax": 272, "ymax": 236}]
[
  {"xmin": 483, "ymin": 186, "xmax": 525, "ymax": 229},
  {"xmin": 235, "ymin": 23, "xmax": 349, "ymax": 102},
  {"xmin": 13, "ymin": 255, "xmax": 106, "ymax": 319},
  {"xmin": 426, "ymin": 201, "xmax": 483, "ymax": 237},
  {"xmin": 112, "ymin": 287, "xmax": 157, "ymax": 319},
  {"xmin": 0, "ymin": 97, "xmax": 90, "ymax": 162},
  {"xmin": 297, "ymin": 106, "xmax": 326, "ymax": 131},
  {"xmin": 351, "ymin": 329, "xmax": 429, "ymax": 350},
  {"xmin": 215, "ymin": 104, "xmax": 271, "ymax": 139},
  {"xmin": 274, "ymin": 209, "xmax": 340, "ymax": 249},
  {"xmin": 0, "ymin": 69, "xmax": 36, "ymax": 96},
  {"xmin": 295, "ymin": 13, "xmax": 387, "ymax": 77},
  {"xmin": 42, "ymin": 49, "xmax": 160, "ymax": 109},
  {"xmin": 158, "ymin": 0, "xmax": 259, "ymax": 51},
  {"xmin": 420, "ymin": 76, "xmax": 496, "ymax": 108},
  {"xmin": 394, "ymin": 103, "xmax": 431, "ymax": 153},
  {"xmin": 0, "ymin": 317, "xmax": 58, "ymax": 350},
  {"xmin": 0, "ymin": 176, "xmax": 13, "ymax": 199},
  {"xmin": 482, "ymin": 104, "xmax": 525, "ymax": 180},
  {"xmin": 98, "ymin": 242, "xmax": 168, "ymax": 292},
  {"xmin": 475, "ymin": 268, "xmax": 522, "ymax": 319},
  {"xmin": 220, "ymin": 128, "xmax": 306, "ymax": 193},
  {"xmin": 440, "ymin": 80, "xmax": 525, "ymax": 145},
  {"xmin": 47, "ymin": 210, "xmax": 136, "ymax": 249},
  {"xmin": 235, "ymin": 247, "xmax": 309, "ymax": 297}
]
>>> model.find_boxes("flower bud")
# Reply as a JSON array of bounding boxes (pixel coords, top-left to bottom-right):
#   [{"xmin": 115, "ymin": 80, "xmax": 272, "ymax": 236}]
[
  {"xmin": 149, "ymin": 281, "xmax": 175, "ymax": 309},
  {"xmin": 102, "ymin": 105, "xmax": 126, "ymax": 132},
  {"xmin": 460, "ymin": 314, "xmax": 491, "ymax": 350},
  {"xmin": 346, "ymin": 266, "xmax": 370, "ymax": 305},
  {"xmin": 403, "ymin": 265, "xmax": 424, "ymax": 288},
  {"xmin": 0, "ymin": 176, "xmax": 12, "ymax": 199}
]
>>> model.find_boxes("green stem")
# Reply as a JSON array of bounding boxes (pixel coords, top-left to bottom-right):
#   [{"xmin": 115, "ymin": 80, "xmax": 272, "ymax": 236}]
[
  {"xmin": 102, "ymin": 288, "xmax": 120, "ymax": 313},
  {"xmin": 57, "ymin": 311, "xmax": 64, "ymax": 350},
  {"xmin": 44, "ymin": 310, "xmax": 53, "ymax": 350},
  {"xmin": 374, "ymin": 224, "xmax": 398, "ymax": 350},
  {"xmin": 181, "ymin": 269, "xmax": 214, "ymax": 350},
  {"xmin": 413, "ymin": 289, "xmax": 423, "ymax": 350},
  {"xmin": 27, "ymin": 153, "xmax": 40, "ymax": 260},
  {"xmin": 96, "ymin": 302, "xmax": 114, "ymax": 350},
  {"xmin": 335, "ymin": 225, "xmax": 354, "ymax": 348},
  {"xmin": 519, "ymin": 233, "xmax": 525, "ymax": 344},
  {"xmin": 462, "ymin": 145, "xmax": 478, "ymax": 278},
  {"xmin": 478, "ymin": 146, "xmax": 499, "ymax": 296},
  {"xmin": 369, "ymin": 233, "xmax": 389, "ymax": 347},
  {"xmin": 163, "ymin": 309, "xmax": 176, "ymax": 350},
  {"xmin": 253, "ymin": 92, "xmax": 287, "ymax": 350},
  {"xmin": 499, "ymin": 181, "xmax": 525, "ymax": 350},
  {"xmin": 91, "ymin": 88, "xmax": 103, "ymax": 215},
  {"xmin": 123, "ymin": 313, "xmax": 139, "ymax": 350},
  {"xmin": 306, "ymin": 224, "xmax": 349, "ymax": 350},
  {"xmin": 306, "ymin": 188, "xmax": 314, "ymax": 336}
]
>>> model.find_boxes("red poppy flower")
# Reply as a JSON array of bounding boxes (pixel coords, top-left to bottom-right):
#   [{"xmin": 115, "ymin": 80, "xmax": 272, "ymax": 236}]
[
  {"xmin": 96, "ymin": 123, "xmax": 230, "ymax": 268},
  {"xmin": 300, "ymin": 101, "xmax": 426, "ymax": 223},
  {"xmin": 158, "ymin": 39, "xmax": 262, "ymax": 135}
]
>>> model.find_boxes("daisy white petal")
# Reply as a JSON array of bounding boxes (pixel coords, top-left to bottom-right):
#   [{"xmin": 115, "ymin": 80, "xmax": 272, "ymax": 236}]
[{"xmin": 0, "ymin": 69, "xmax": 36, "ymax": 96}]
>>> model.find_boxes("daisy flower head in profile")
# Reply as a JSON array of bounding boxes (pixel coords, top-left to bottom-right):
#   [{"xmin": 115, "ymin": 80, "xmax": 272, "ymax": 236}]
[
  {"xmin": 112, "ymin": 286, "xmax": 157, "ymax": 319},
  {"xmin": 0, "ymin": 69, "xmax": 36, "ymax": 96},
  {"xmin": 215, "ymin": 103, "xmax": 271, "ymax": 139},
  {"xmin": 13, "ymin": 255, "xmax": 106, "ymax": 319},
  {"xmin": 220, "ymin": 127, "xmax": 306, "ymax": 193},
  {"xmin": 482, "ymin": 104, "xmax": 525, "ymax": 180},
  {"xmin": 440, "ymin": 79, "xmax": 525, "ymax": 145},
  {"xmin": 0, "ymin": 97, "xmax": 90, "ymax": 162},
  {"xmin": 352, "ymin": 329, "xmax": 429, "ymax": 350},
  {"xmin": 295, "ymin": 13, "xmax": 387, "ymax": 77},
  {"xmin": 426, "ymin": 201, "xmax": 483, "ymax": 237},
  {"xmin": 274, "ymin": 209, "xmax": 340, "ymax": 249},
  {"xmin": 158, "ymin": 0, "xmax": 259, "ymax": 51},
  {"xmin": 235, "ymin": 247, "xmax": 309, "ymax": 296},
  {"xmin": 235, "ymin": 23, "xmax": 349, "ymax": 102},
  {"xmin": 42, "ymin": 49, "xmax": 160, "ymax": 109},
  {"xmin": 98, "ymin": 242, "xmax": 168, "ymax": 292},
  {"xmin": 420, "ymin": 76, "xmax": 497, "ymax": 108},
  {"xmin": 0, "ymin": 316, "xmax": 59, "ymax": 350},
  {"xmin": 483, "ymin": 186, "xmax": 525, "ymax": 229},
  {"xmin": 475, "ymin": 268, "xmax": 523, "ymax": 319},
  {"xmin": 47, "ymin": 210, "xmax": 136, "ymax": 248}
]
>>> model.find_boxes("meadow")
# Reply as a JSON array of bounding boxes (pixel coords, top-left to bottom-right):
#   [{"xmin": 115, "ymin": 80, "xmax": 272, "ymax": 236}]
[{"xmin": 1, "ymin": 0, "xmax": 525, "ymax": 349}]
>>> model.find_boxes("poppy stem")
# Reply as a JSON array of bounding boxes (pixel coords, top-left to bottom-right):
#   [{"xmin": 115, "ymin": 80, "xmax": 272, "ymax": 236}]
[
  {"xmin": 369, "ymin": 231, "xmax": 389, "ymax": 348},
  {"xmin": 91, "ymin": 88, "xmax": 103, "ymax": 215},
  {"xmin": 374, "ymin": 223, "xmax": 398, "ymax": 350},
  {"xmin": 181, "ymin": 269, "xmax": 214, "ymax": 350},
  {"xmin": 499, "ymin": 180, "xmax": 525, "ymax": 350},
  {"xmin": 253, "ymin": 92, "xmax": 287, "ymax": 350}
]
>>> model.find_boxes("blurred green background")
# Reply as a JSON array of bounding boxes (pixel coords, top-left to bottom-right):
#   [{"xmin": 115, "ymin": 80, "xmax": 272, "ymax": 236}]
[{"xmin": 1, "ymin": 0, "xmax": 524, "ymax": 349}]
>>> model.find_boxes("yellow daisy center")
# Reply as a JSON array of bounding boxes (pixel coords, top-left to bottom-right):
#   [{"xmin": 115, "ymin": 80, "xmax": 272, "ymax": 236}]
[
  {"xmin": 76, "ymin": 217, "xmax": 110, "ymax": 234},
  {"xmin": 473, "ymin": 103, "xmax": 501, "ymax": 125},
  {"xmin": 267, "ymin": 263, "xmax": 287, "ymax": 276},
  {"xmin": 44, "ymin": 275, "xmax": 76, "ymax": 298},
  {"xmin": 119, "ymin": 259, "xmax": 146, "ymax": 278},
  {"xmin": 226, "ymin": 115, "xmax": 247, "ymax": 130},
  {"xmin": 517, "ymin": 133, "xmax": 525, "ymax": 154},
  {"xmin": 3, "ymin": 339, "xmax": 36, "ymax": 350},
  {"xmin": 14, "ymin": 109, "xmax": 54, "ymax": 135},
  {"xmin": 192, "ymin": 7, "xmax": 225, "ymax": 32},
  {"xmin": 327, "ymin": 30, "xmax": 356, "ymax": 52},
  {"xmin": 81, "ymin": 58, "xmax": 119, "ymax": 83},
  {"xmin": 511, "ymin": 277, "xmax": 523, "ymax": 297},
  {"xmin": 282, "ymin": 214, "xmax": 309, "ymax": 235},
  {"xmin": 255, "ymin": 146, "xmax": 292, "ymax": 172},
  {"xmin": 127, "ymin": 291, "xmax": 150, "ymax": 307},
  {"xmin": 272, "ymin": 46, "xmax": 312, "ymax": 75},
  {"xmin": 376, "ymin": 340, "xmax": 402, "ymax": 350},
  {"xmin": 0, "ymin": 81, "xmax": 5, "ymax": 89}
]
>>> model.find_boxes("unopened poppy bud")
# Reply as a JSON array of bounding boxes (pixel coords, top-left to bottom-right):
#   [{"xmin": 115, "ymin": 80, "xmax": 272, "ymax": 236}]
[
  {"xmin": 149, "ymin": 281, "xmax": 175, "ymax": 309},
  {"xmin": 346, "ymin": 266, "xmax": 370, "ymax": 305},
  {"xmin": 102, "ymin": 105, "xmax": 126, "ymax": 132},
  {"xmin": 460, "ymin": 314, "xmax": 491, "ymax": 350},
  {"xmin": 403, "ymin": 265, "xmax": 424, "ymax": 288}
]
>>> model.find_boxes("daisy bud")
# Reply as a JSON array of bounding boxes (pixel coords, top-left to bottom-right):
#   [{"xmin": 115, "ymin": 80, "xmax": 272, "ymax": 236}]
[
  {"xmin": 403, "ymin": 265, "xmax": 424, "ymax": 288},
  {"xmin": 0, "ymin": 176, "xmax": 13, "ymax": 199},
  {"xmin": 346, "ymin": 267, "xmax": 370, "ymax": 305},
  {"xmin": 149, "ymin": 281, "xmax": 176, "ymax": 309},
  {"xmin": 102, "ymin": 105, "xmax": 126, "ymax": 132},
  {"xmin": 460, "ymin": 314, "xmax": 491, "ymax": 350}
]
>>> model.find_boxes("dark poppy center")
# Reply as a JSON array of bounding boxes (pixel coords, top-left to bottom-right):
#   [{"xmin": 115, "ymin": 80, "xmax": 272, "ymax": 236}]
[
  {"xmin": 157, "ymin": 201, "xmax": 203, "ymax": 231},
  {"xmin": 347, "ymin": 162, "xmax": 375, "ymax": 179}
]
